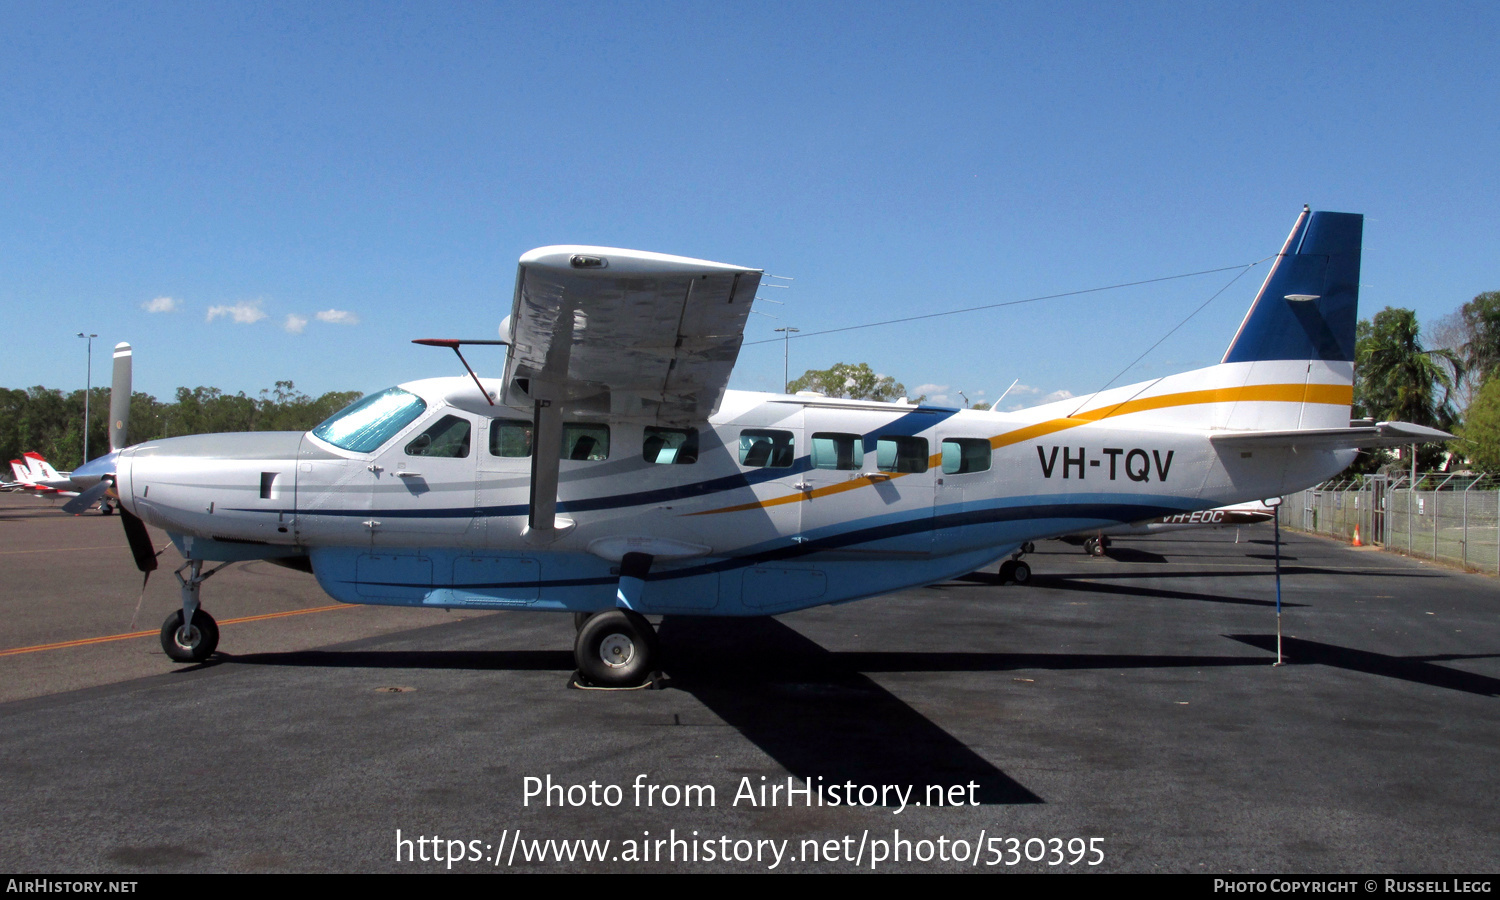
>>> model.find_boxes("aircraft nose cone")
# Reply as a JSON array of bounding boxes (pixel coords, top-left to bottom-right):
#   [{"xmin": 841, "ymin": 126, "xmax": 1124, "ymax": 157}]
[{"xmin": 71, "ymin": 450, "xmax": 118, "ymax": 488}]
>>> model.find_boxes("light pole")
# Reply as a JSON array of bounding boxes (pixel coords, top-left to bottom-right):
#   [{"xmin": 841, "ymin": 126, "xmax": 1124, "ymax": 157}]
[
  {"xmin": 774, "ymin": 327, "xmax": 799, "ymax": 392},
  {"xmin": 77, "ymin": 333, "xmax": 96, "ymax": 464}
]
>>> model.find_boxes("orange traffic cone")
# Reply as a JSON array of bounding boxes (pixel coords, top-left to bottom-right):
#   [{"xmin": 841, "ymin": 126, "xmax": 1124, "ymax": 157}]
[{"xmin": 1352, "ymin": 525, "xmax": 1362, "ymax": 547}]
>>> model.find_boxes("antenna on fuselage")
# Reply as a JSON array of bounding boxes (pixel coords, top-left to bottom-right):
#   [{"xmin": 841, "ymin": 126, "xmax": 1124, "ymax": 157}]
[{"xmin": 412, "ymin": 339, "xmax": 509, "ymax": 406}]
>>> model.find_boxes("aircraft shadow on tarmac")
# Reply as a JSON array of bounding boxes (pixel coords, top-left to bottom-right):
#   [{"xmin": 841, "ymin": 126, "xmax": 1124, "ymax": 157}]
[
  {"xmin": 224, "ymin": 616, "xmax": 1045, "ymax": 806},
  {"xmin": 1037, "ymin": 574, "xmax": 1308, "ymax": 609},
  {"xmin": 945, "ymin": 571, "xmax": 1306, "ymax": 608},
  {"xmin": 1227, "ymin": 635, "xmax": 1500, "ymax": 697},
  {"xmin": 216, "ymin": 617, "xmax": 1323, "ymax": 807}
]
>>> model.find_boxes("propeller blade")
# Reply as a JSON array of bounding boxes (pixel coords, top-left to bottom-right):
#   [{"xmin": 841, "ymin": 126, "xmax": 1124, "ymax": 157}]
[
  {"xmin": 109, "ymin": 343, "xmax": 132, "ymax": 452},
  {"xmin": 119, "ymin": 506, "xmax": 159, "ymax": 573},
  {"xmin": 62, "ymin": 479, "xmax": 112, "ymax": 515}
]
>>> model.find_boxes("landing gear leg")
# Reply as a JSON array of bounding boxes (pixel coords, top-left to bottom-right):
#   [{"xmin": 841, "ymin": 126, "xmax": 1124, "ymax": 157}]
[{"xmin": 162, "ymin": 559, "xmax": 228, "ymax": 662}]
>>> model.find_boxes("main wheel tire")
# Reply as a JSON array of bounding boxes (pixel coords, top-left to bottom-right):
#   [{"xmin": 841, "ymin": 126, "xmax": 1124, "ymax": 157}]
[
  {"xmin": 1083, "ymin": 538, "xmax": 1097, "ymax": 556},
  {"xmin": 575, "ymin": 609, "xmax": 657, "ymax": 687},
  {"xmin": 160, "ymin": 609, "xmax": 219, "ymax": 662},
  {"xmin": 998, "ymin": 559, "xmax": 1017, "ymax": 583},
  {"xmin": 1010, "ymin": 560, "xmax": 1032, "ymax": 585},
  {"xmin": 573, "ymin": 611, "xmax": 594, "ymax": 632}
]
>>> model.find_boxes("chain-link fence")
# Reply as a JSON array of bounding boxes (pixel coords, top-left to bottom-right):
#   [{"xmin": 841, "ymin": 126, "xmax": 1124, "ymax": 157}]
[{"xmin": 1279, "ymin": 473, "xmax": 1500, "ymax": 574}]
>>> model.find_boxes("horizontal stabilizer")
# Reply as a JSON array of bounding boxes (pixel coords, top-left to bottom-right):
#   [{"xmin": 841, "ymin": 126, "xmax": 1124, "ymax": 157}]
[{"xmin": 1209, "ymin": 421, "xmax": 1453, "ymax": 450}]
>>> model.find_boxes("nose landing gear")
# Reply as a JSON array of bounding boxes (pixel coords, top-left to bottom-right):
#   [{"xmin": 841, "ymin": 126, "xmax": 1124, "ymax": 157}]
[{"xmin": 162, "ymin": 559, "xmax": 229, "ymax": 662}]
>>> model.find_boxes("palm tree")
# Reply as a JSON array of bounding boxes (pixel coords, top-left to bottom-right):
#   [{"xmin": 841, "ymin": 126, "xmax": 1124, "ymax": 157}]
[{"xmin": 1357, "ymin": 307, "xmax": 1462, "ymax": 430}]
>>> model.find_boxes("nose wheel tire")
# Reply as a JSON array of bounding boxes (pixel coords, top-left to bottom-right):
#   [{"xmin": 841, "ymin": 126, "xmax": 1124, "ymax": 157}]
[
  {"xmin": 160, "ymin": 609, "xmax": 220, "ymax": 662},
  {"xmin": 575, "ymin": 609, "xmax": 657, "ymax": 687}
]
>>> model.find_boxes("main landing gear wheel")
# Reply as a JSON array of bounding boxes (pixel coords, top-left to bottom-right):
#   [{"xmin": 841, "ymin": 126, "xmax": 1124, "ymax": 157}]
[
  {"xmin": 574, "ymin": 609, "xmax": 657, "ymax": 687},
  {"xmin": 998, "ymin": 559, "xmax": 1032, "ymax": 585},
  {"xmin": 160, "ymin": 609, "xmax": 219, "ymax": 662},
  {"xmin": 1084, "ymin": 537, "xmax": 1108, "ymax": 557}
]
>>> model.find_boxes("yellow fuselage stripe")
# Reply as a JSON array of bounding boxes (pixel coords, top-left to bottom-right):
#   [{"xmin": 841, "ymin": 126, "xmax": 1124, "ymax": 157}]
[{"xmin": 690, "ymin": 382, "xmax": 1353, "ymax": 516}]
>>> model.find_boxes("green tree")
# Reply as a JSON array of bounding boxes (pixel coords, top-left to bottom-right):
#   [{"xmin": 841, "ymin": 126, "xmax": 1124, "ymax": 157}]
[
  {"xmin": 1355, "ymin": 307, "xmax": 1462, "ymax": 472},
  {"xmin": 787, "ymin": 362, "xmax": 909, "ymax": 401},
  {"xmin": 1459, "ymin": 291, "xmax": 1500, "ymax": 390},
  {"xmin": 1454, "ymin": 375, "xmax": 1500, "ymax": 474},
  {"xmin": 1357, "ymin": 307, "xmax": 1462, "ymax": 427}
]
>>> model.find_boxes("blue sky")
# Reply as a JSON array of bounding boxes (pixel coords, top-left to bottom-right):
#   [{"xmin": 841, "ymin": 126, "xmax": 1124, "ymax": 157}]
[{"xmin": 3, "ymin": 1, "xmax": 1496, "ymax": 410}]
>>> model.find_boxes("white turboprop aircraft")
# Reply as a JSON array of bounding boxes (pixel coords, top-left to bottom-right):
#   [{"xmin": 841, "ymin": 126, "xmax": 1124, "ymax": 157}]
[{"xmin": 106, "ymin": 208, "xmax": 1447, "ymax": 685}]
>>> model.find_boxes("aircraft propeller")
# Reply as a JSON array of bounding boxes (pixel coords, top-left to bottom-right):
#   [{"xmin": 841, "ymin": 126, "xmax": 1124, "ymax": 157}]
[{"xmin": 60, "ymin": 342, "xmax": 132, "ymax": 516}]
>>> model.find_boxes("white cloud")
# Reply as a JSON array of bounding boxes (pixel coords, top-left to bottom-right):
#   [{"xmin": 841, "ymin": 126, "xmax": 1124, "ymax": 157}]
[
  {"xmin": 206, "ymin": 301, "xmax": 267, "ymax": 325},
  {"xmin": 283, "ymin": 314, "xmax": 308, "ymax": 334},
  {"xmin": 913, "ymin": 383, "xmax": 951, "ymax": 404},
  {"xmin": 314, "ymin": 309, "xmax": 359, "ymax": 325},
  {"xmin": 1005, "ymin": 387, "xmax": 1075, "ymax": 412},
  {"xmin": 141, "ymin": 296, "xmax": 179, "ymax": 313}
]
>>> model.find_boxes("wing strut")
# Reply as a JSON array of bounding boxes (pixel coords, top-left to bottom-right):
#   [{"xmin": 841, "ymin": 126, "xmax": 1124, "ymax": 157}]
[
  {"xmin": 524, "ymin": 399, "xmax": 573, "ymax": 542},
  {"xmin": 412, "ymin": 339, "xmax": 509, "ymax": 406}
]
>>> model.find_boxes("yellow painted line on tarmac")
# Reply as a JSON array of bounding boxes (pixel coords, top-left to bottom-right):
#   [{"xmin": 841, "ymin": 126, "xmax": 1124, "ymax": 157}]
[
  {"xmin": 0, "ymin": 545, "xmax": 124, "ymax": 555},
  {"xmin": 0, "ymin": 604, "xmax": 356, "ymax": 657}
]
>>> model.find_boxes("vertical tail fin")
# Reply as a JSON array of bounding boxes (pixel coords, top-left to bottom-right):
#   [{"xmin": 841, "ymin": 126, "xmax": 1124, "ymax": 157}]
[
  {"xmin": 1222, "ymin": 207, "xmax": 1363, "ymax": 365},
  {"xmin": 1049, "ymin": 208, "xmax": 1362, "ymax": 435}
]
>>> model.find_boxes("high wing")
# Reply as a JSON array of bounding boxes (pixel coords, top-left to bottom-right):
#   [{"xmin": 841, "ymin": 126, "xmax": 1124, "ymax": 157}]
[
  {"xmin": 1208, "ymin": 421, "xmax": 1453, "ymax": 450},
  {"xmin": 501, "ymin": 246, "xmax": 762, "ymax": 423},
  {"xmin": 498, "ymin": 245, "xmax": 762, "ymax": 540}
]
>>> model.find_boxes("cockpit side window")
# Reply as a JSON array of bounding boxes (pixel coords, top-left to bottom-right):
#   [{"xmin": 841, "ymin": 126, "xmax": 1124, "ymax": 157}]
[
  {"xmin": 311, "ymin": 388, "xmax": 427, "ymax": 453},
  {"xmin": 405, "ymin": 415, "xmax": 472, "ymax": 458}
]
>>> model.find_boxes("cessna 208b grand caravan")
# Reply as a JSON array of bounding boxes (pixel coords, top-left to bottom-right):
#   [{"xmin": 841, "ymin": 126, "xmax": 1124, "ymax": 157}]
[{"xmin": 107, "ymin": 208, "xmax": 1445, "ymax": 685}]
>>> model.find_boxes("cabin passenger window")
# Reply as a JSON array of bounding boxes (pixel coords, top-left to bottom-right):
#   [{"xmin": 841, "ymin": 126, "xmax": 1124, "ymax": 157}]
[
  {"xmin": 811, "ymin": 433, "xmax": 860, "ymax": 470},
  {"xmin": 738, "ymin": 429, "xmax": 795, "ymax": 468},
  {"xmin": 488, "ymin": 419, "xmax": 533, "ymax": 458},
  {"xmin": 941, "ymin": 438, "xmax": 992, "ymax": 474},
  {"xmin": 405, "ymin": 415, "xmax": 472, "ymax": 458},
  {"xmin": 562, "ymin": 424, "xmax": 610, "ymax": 460},
  {"xmin": 876, "ymin": 436, "xmax": 928, "ymax": 473},
  {"xmin": 643, "ymin": 427, "xmax": 698, "ymax": 464}
]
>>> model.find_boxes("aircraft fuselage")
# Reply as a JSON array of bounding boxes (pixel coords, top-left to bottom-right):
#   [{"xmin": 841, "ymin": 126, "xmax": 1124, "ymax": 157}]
[{"xmin": 116, "ymin": 372, "xmax": 1353, "ymax": 617}]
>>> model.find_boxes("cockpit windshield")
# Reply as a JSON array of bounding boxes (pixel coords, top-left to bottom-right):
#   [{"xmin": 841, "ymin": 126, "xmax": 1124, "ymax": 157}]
[{"xmin": 311, "ymin": 387, "xmax": 428, "ymax": 453}]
